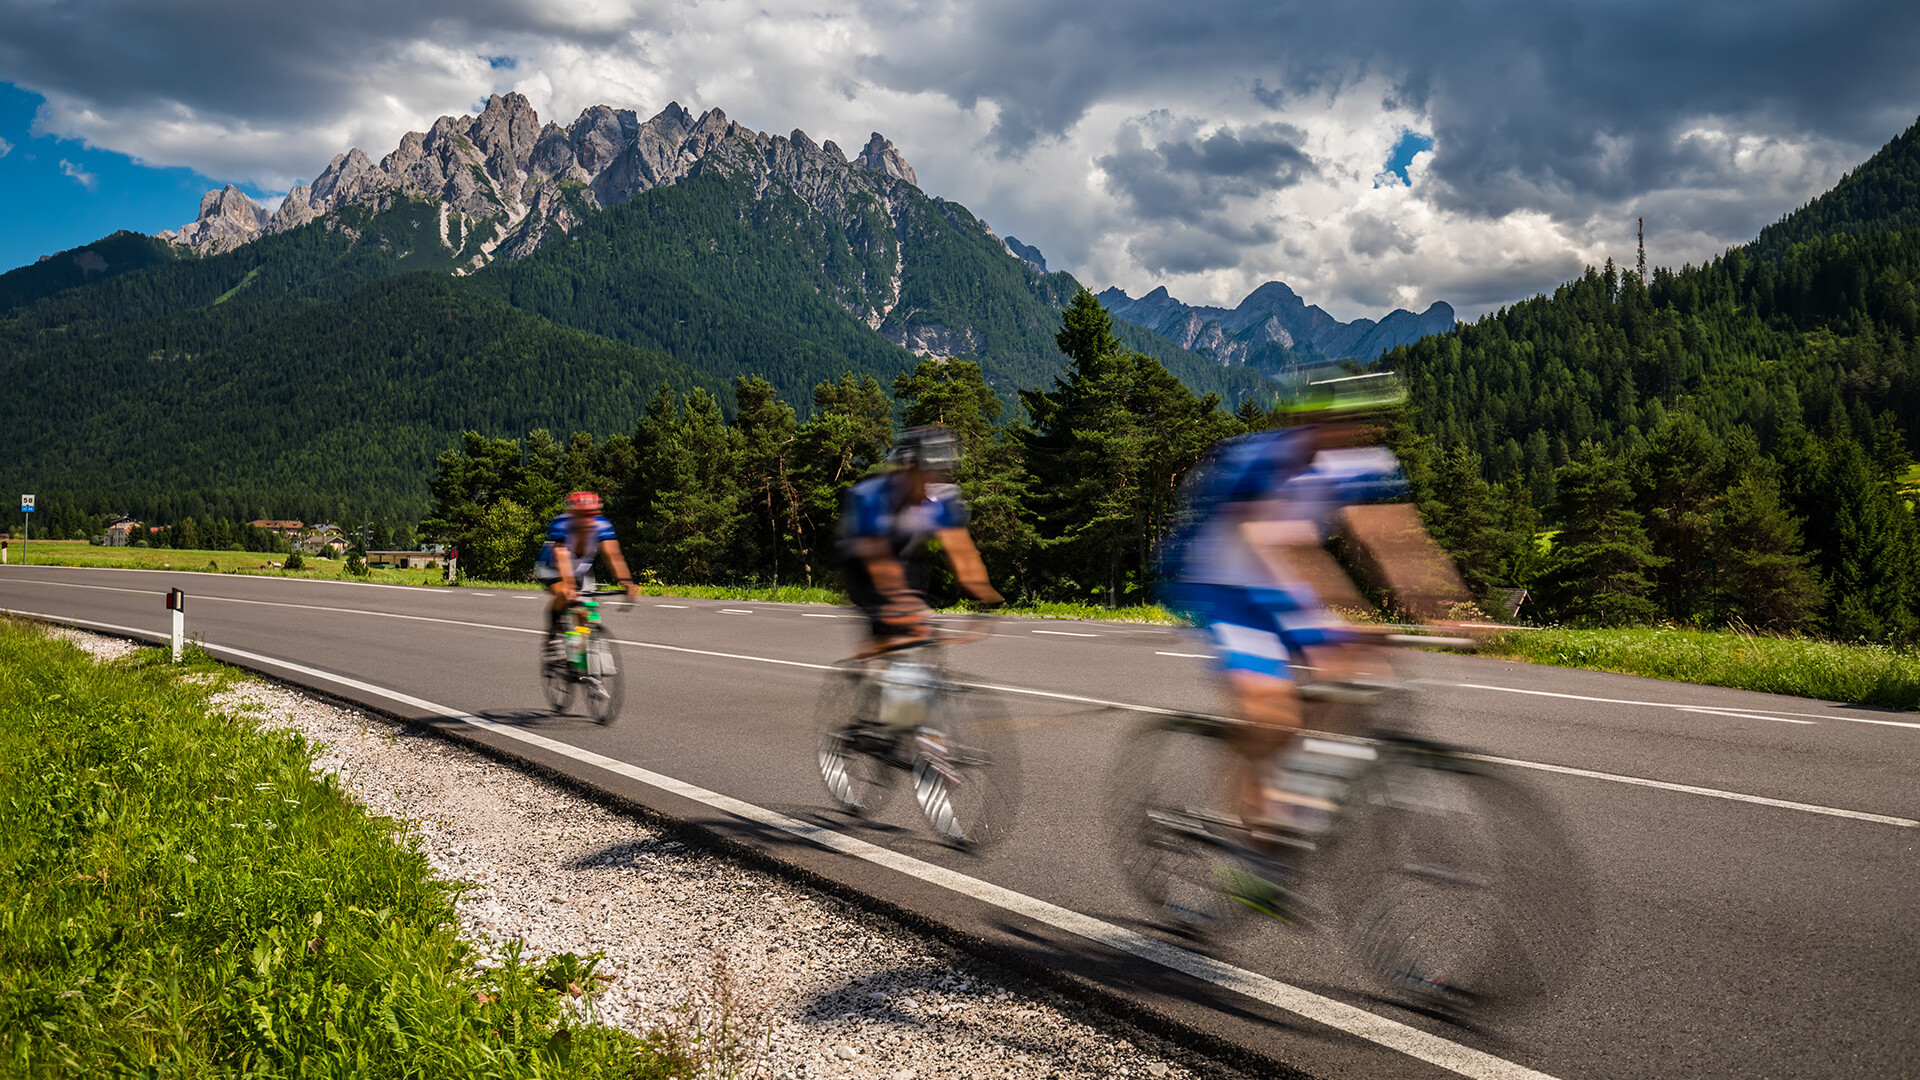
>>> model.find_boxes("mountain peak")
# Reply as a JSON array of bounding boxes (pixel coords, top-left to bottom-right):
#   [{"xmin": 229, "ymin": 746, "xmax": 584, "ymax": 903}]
[
  {"xmin": 1102, "ymin": 279, "xmax": 1454, "ymax": 364},
  {"xmin": 161, "ymin": 97, "xmax": 930, "ymax": 267},
  {"xmin": 857, "ymin": 133, "xmax": 917, "ymax": 187}
]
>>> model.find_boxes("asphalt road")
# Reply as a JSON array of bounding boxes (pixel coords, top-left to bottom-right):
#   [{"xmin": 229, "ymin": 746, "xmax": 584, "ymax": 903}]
[{"xmin": 5, "ymin": 565, "xmax": 1916, "ymax": 1079}]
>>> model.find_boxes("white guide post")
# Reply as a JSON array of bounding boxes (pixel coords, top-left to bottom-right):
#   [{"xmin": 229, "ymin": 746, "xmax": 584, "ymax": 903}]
[{"xmin": 166, "ymin": 588, "xmax": 185, "ymax": 662}]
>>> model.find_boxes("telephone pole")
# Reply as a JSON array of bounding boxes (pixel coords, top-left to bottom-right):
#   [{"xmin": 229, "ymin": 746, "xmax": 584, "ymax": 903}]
[{"xmin": 1637, "ymin": 216, "xmax": 1648, "ymax": 286}]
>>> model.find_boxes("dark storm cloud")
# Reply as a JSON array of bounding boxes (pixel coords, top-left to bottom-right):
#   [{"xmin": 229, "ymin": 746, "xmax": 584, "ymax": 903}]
[
  {"xmin": 857, "ymin": 0, "xmax": 1920, "ymax": 217},
  {"xmin": 1099, "ymin": 116, "xmax": 1312, "ymax": 222},
  {"xmin": 0, "ymin": 0, "xmax": 642, "ymax": 132}
]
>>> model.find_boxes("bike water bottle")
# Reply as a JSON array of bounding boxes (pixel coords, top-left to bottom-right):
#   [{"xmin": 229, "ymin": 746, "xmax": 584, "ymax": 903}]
[
  {"xmin": 878, "ymin": 661, "xmax": 934, "ymax": 729},
  {"xmin": 569, "ymin": 625, "xmax": 590, "ymax": 671}
]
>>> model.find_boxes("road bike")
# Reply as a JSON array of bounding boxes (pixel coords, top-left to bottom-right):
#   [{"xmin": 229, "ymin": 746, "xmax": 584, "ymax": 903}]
[
  {"xmin": 814, "ymin": 622, "xmax": 1020, "ymax": 846},
  {"xmin": 541, "ymin": 590, "xmax": 628, "ymax": 724},
  {"xmin": 1105, "ymin": 634, "xmax": 1592, "ymax": 1015}
]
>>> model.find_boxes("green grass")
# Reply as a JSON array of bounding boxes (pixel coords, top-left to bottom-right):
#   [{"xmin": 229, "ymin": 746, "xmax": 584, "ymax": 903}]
[
  {"xmin": 1489, "ymin": 624, "xmax": 1920, "ymax": 710},
  {"xmin": 7, "ymin": 539, "xmax": 450, "ymax": 587},
  {"xmin": 0, "ymin": 620, "xmax": 693, "ymax": 1077}
]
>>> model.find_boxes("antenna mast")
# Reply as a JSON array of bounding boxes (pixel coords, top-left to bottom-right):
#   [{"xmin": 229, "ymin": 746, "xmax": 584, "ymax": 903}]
[{"xmin": 1636, "ymin": 216, "xmax": 1647, "ymax": 286}]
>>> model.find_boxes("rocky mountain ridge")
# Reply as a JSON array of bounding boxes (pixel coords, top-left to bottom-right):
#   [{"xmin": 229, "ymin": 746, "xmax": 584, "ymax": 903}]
[
  {"xmin": 1098, "ymin": 281, "xmax": 1454, "ymax": 365},
  {"xmin": 160, "ymin": 93, "xmax": 923, "ymax": 273}
]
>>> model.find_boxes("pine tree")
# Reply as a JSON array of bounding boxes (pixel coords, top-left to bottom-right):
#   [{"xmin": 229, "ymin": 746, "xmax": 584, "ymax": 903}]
[
  {"xmin": 1535, "ymin": 442, "xmax": 1665, "ymax": 625},
  {"xmin": 734, "ymin": 375, "xmax": 804, "ymax": 584},
  {"xmin": 1630, "ymin": 412, "xmax": 1729, "ymax": 623},
  {"xmin": 1708, "ymin": 460, "xmax": 1825, "ymax": 632}
]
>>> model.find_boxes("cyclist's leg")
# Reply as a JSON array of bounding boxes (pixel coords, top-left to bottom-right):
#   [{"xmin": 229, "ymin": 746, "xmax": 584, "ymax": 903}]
[{"xmin": 1175, "ymin": 583, "xmax": 1304, "ymax": 834}]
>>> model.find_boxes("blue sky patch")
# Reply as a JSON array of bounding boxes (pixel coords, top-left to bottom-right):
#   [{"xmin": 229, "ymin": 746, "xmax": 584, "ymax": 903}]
[
  {"xmin": 0, "ymin": 82, "xmax": 272, "ymax": 273},
  {"xmin": 485, "ymin": 55, "xmax": 517, "ymax": 69},
  {"xmin": 1381, "ymin": 130, "xmax": 1434, "ymax": 186}
]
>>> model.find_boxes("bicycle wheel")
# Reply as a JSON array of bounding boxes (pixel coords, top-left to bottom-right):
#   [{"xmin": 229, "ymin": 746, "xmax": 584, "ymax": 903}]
[
  {"xmin": 540, "ymin": 643, "xmax": 575, "ymax": 714},
  {"xmin": 814, "ymin": 667, "xmax": 898, "ymax": 816},
  {"xmin": 582, "ymin": 631, "xmax": 624, "ymax": 724},
  {"xmin": 911, "ymin": 684, "xmax": 1021, "ymax": 847},
  {"xmin": 1328, "ymin": 743, "xmax": 1593, "ymax": 1014},
  {"xmin": 1103, "ymin": 716, "xmax": 1249, "ymax": 931}
]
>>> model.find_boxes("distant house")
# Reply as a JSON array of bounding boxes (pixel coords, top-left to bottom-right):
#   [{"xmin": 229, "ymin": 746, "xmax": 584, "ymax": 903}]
[
  {"xmin": 247, "ymin": 519, "xmax": 304, "ymax": 536},
  {"xmin": 105, "ymin": 517, "xmax": 142, "ymax": 546},
  {"xmin": 299, "ymin": 525, "xmax": 345, "ymax": 555},
  {"xmin": 367, "ymin": 550, "xmax": 442, "ymax": 570}
]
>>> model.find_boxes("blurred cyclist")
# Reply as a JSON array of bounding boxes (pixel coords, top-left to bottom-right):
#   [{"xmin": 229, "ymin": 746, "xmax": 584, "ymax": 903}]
[
  {"xmin": 838, "ymin": 426, "xmax": 1003, "ymax": 657},
  {"xmin": 536, "ymin": 491, "xmax": 640, "ymax": 659},
  {"xmin": 1160, "ymin": 372, "xmax": 1465, "ymax": 910}
]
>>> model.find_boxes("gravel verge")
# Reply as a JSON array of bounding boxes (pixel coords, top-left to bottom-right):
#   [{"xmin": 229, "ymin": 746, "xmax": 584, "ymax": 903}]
[{"xmin": 49, "ymin": 624, "xmax": 1242, "ymax": 1080}]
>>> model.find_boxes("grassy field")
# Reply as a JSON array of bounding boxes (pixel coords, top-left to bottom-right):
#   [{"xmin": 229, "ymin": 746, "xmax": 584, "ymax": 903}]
[
  {"xmin": 1489, "ymin": 624, "xmax": 1920, "ymax": 710},
  {"xmin": 3, "ymin": 539, "xmax": 450, "ymax": 586},
  {"xmin": 0, "ymin": 619, "xmax": 692, "ymax": 1076}
]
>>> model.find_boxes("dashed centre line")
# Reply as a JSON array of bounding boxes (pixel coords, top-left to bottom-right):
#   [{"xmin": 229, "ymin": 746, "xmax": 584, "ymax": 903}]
[
  {"xmin": 720, "ymin": 608, "xmax": 754, "ymax": 615},
  {"xmin": 1033, "ymin": 629, "xmax": 1099, "ymax": 638},
  {"xmin": 1156, "ymin": 651, "xmax": 1218, "ymax": 659},
  {"xmin": 654, "ymin": 604, "xmax": 689, "ymax": 609}
]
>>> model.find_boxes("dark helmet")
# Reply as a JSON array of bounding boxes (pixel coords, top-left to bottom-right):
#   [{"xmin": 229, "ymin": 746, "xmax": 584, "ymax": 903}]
[{"xmin": 890, "ymin": 426, "xmax": 962, "ymax": 473}]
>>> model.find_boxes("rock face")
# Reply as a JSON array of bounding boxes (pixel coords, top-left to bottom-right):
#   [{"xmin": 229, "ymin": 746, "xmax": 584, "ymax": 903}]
[
  {"xmin": 1098, "ymin": 282, "xmax": 1454, "ymax": 364},
  {"xmin": 161, "ymin": 94, "xmax": 928, "ymax": 276},
  {"xmin": 1002, "ymin": 235, "xmax": 1047, "ymax": 274},
  {"xmin": 157, "ymin": 185, "xmax": 272, "ymax": 255}
]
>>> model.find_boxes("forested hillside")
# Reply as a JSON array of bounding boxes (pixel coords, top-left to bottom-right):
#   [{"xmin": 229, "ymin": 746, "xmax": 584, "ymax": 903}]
[
  {"xmin": 1, "ymin": 159, "xmax": 1250, "ymax": 524},
  {"xmin": 1377, "ymin": 122, "xmax": 1920, "ymax": 641}
]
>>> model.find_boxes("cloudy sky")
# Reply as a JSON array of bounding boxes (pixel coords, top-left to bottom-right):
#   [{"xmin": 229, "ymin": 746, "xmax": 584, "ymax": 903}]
[{"xmin": 2, "ymin": 0, "xmax": 1917, "ymax": 320}]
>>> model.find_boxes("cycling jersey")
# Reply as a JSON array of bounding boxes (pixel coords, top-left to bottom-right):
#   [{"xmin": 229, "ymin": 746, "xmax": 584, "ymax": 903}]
[
  {"xmin": 535, "ymin": 512, "xmax": 619, "ymax": 582},
  {"xmin": 1162, "ymin": 429, "xmax": 1407, "ymax": 678},
  {"xmin": 838, "ymin": 472, "xmax": 970, "ymax": 633},
  {"xmin": 837, "ymin": 473, "xmax": 969, "ymax": 559}
]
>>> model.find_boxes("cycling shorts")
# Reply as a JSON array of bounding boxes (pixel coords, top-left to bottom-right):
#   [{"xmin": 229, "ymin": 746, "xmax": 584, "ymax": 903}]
[
  {"xmin": 533, "ymin": 555, "xmax": 595, "ymax": 590},
  {"xmin": 1163, "ymin": 582, "xmax": 1339, "ymax": 679}
]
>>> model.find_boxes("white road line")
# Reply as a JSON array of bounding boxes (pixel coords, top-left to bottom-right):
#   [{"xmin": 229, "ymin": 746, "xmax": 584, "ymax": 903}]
[
  {"xmin": 1156, "ymin": 651, "xmax": 1217, "ymax": 659},
  {"xmin": 9, "ymin": 585, "xmax": 1911, "ymax": 831},
  {"xmin": 25, "ymin": 607, "xmax": 1555, "ymax": 1080},
  {"xmin": 801, "ymin": 613, "xmax": 840, "ymax": 618},
  {"xmin": 1457, "ymin": 683, "xmax": 1823, "ymax": 726},
  {"xmin": 655, "ymin": 604, "xmax": 689, "ymax": 609},
  {"xmin": 1033, "ymin": 629, "xmax": 1099, "ymax": 638},
  {"xmin": 720, "ymin": 609, "xmax": 754, "ymax": 615},
  {"xmin": 1465, "ymin": 753, "xmax": 1918, "ymax": 828}
]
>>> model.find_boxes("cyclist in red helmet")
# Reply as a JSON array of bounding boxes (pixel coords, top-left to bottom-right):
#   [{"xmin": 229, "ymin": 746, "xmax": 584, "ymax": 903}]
[{"xmin": 535, "ymin": 491, "xmax": 639, "ymax": 657}]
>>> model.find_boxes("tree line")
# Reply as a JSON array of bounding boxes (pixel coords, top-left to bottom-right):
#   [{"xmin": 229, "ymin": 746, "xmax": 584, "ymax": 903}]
[{"xmin": 422, "ymin": 289, "xmax": 1920, "ymax": 643}]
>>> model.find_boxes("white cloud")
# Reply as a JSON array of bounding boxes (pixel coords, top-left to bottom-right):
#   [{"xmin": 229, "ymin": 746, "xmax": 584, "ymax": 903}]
[
  {"xmin": 58, "ymin": 158, "xmax": 97, "ymax": 189},
  {"xmin": 0, "ymin": 136, "xmax": 11, "ymax": 157},
  {"xmin": 0, "ymin": 0, "xmax": 1909, "ymax": 317}
]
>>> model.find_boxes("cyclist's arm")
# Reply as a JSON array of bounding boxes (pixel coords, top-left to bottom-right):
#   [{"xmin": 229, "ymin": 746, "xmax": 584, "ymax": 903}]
[
  {"xmin": 599, "ymin": 538, "xmax": 640, "ymax": 599},
  {"xmin": 935, "ymin": 526, "xmax": 1002, "ymax": 604},
  {"xmin": 550, "ymin": 543, "xmax": 576, "ymax": 598},
  {"xmin": 849, "ymin": 535, "xmax": 910, "ymax": 598}
]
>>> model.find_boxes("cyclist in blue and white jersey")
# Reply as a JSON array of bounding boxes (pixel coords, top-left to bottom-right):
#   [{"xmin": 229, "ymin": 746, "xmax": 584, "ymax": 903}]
[
  {"xmin": 1161, "ymin": 373, "xmax": 1427, "ymax": 861},
  {"xmin": 838, "ymin": 426, "xmax": 1002, "ymax": 657},
  {"xmin": 536, "ymin": 491, "xmax": 640, "ymax": 657}
]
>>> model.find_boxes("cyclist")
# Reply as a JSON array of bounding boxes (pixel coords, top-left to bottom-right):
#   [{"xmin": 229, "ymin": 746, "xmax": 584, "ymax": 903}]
[
  {"xmin": 1159, "ymin": 373, "xmax": 1459, "ymax": 911},
  {"xmin": 537, "ymin": 491, "xmax": 640, "ymax": 659},
  {"xmin": 838, "ymin": 426, "xmax": 1003, "ymax": 657}
]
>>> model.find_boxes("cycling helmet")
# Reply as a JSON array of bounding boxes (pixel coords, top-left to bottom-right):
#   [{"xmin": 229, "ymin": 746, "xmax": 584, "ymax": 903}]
[
  {"xmin": 565, "ymin": 490, "xmax": 603, "ymax": 512},
  {"xmin": 890, "ymin": 426, "xmax": 962, "ymax": 473}
]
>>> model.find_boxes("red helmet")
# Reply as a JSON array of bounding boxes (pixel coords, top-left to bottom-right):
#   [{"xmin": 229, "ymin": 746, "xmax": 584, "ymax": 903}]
[{"xmin": 565, "ymin": 490, "xmax": 602, "ymax": 512}]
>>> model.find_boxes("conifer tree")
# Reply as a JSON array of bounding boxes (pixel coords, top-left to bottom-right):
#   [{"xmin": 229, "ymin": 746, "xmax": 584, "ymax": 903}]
[
  {"xmin": 1708, "ymin": 460, "xmax": 1824, "ymax": 632},
  {"xmin": 1535, "ymin": 442, "xmax": 1665, "ymax": 625}
]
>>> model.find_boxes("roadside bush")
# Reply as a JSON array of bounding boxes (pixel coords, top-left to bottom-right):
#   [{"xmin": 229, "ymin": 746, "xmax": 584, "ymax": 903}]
[{"xmin": 281, "ymin": 549, "xmax": 305, "ymax": 571}]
